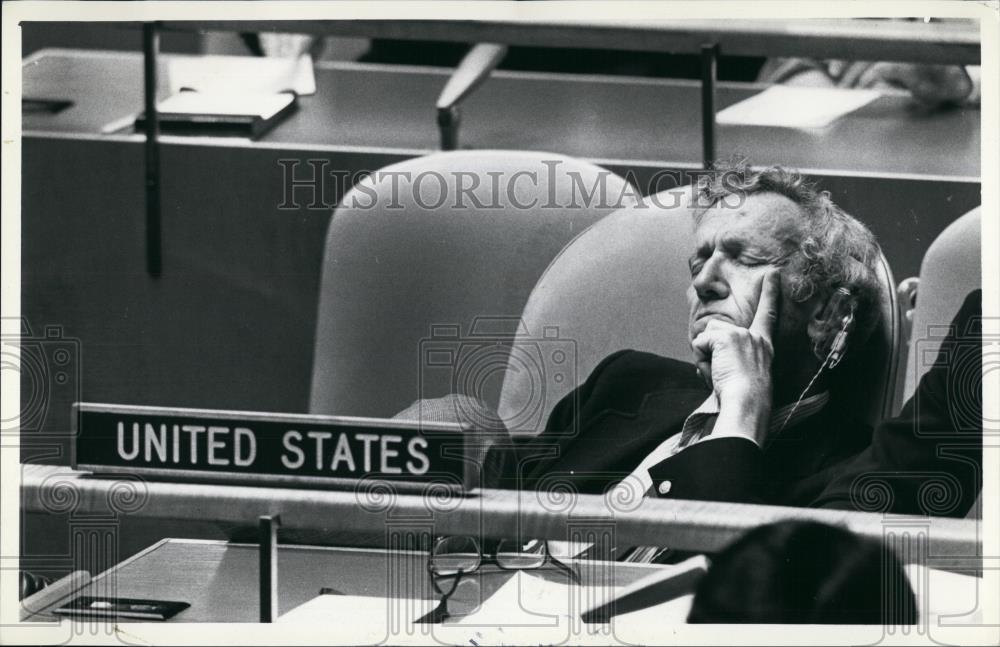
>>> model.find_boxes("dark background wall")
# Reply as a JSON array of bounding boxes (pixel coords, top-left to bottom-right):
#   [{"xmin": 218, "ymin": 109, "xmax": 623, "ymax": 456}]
[{"xmin": 22, "ymin": 21, "xmax": 203, "ymax": 56}]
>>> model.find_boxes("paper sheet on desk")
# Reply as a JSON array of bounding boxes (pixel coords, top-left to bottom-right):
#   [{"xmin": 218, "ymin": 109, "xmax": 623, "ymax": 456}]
[
  {"xmin": 439, "ymin": 572, "xmax": 622, "ymax": 645},
  {"xmin": 456, "ymin": 571, "xmax": 610, "ymax": 626},
  {"xmin": 277, "ymin": 579, "xmax": 619, "ymax": 645},
  {"xmin": 906, "ymin": 564, "xmax": 984, "ymax": 625},
  {"xmin": 609, "ymin": 593, "xmax": 694, "ymax": 638},
  {"xmin": 716, "ymin": 86, "xmax": 882, "ymax": 129},
  {"xmin": 278, "ymin": 594, "xmax": 438, "ymax": 643},
  {"xmin": 167, "ymin": 54, "xmax": 316, "ymax": 96},
  {"xmin": 278, "ymin": 594, "xmax": 437, "ymax": 624}
]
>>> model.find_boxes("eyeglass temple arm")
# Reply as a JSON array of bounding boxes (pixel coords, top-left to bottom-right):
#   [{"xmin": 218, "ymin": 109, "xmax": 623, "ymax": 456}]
[{"xmin": 543, "ymin": 542, "xmax": 581, "ymax": 584}]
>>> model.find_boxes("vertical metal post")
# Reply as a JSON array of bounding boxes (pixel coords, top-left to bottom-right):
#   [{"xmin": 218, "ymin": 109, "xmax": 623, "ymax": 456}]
[
  {"xmin": 437, "ymin": 107, "xmax": 460, "ymax": 151},
  {"xmin": 700, "ymin": 43, "xmax": 719, "ymax": 170},
  {"xmin": 259, "ymin": 514, "xmax": 281, "ymax": 622},
  {"xmin": 142, "ymin": 22, "xmax": 162, "ymax": 277}
]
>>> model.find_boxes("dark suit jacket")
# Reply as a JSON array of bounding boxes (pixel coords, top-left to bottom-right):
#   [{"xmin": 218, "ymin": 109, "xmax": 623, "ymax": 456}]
[
  {"xmin": 486, "ymin": 350, "xmax": 872, "ymax": 507},
  {"xmin": 486, "ymin": 290, "xmax": 982, "ymax": 517},
  {"xmin": 814, "ymin": 289, "xmax": 983, "ymax": 517}
]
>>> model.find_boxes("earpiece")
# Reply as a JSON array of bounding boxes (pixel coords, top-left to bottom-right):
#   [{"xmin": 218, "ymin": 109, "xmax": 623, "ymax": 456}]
[
  {"xmin": 778, "ymin": 287, "xmax": 857, "ymax": 435},
  {"xmin": 826, "ymin": 320, "xmax": 852, "ymax": 368},
  {"xmin": 814, "ymin": 287, "xmax": 857, "ymax": 368}
]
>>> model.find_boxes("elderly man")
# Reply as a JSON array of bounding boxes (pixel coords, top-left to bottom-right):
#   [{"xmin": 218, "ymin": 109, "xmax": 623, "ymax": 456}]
[
  {"xmin": 399, "ymin": 164, "xmax": 982, "ymax": 520},
  {"xmin": 479, "ymin": 165, "xmax": 887, "ymax": 508}
]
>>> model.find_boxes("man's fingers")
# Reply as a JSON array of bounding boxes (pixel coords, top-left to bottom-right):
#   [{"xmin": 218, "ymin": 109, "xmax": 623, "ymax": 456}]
[
  {"xmin": 910, "ymin": 66, "xmax": 972, "ymax": 105},
  {"xmin": 858, "ymin": 62, "xmax": 972, "ymax": 106},
  {"xmin": 693, "ymin": 321, "xmax": 737, "ymax": 361},
  {"xmin": 749, "ymin": 269, "xmax": 780, "ymax": 340},
  {"xmin": 691, "ymin": 332, "xmax": 711, "ymax": 362},
  {"xmin": 695, "ymin": 361, "xmax": 712, "ymax": 387}
]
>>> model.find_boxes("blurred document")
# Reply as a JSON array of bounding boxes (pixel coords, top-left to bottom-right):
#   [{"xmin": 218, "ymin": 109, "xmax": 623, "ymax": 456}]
[
  {"xmin": 167, "ymin": 54, "xmax": 316, "ymax": 96},
  {"xmin": 717, "ymin": 86, "xmax": 882, "ymax": 129}
]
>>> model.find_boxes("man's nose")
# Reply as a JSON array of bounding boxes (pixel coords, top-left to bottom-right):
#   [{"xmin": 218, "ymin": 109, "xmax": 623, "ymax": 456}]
[{"xmin": 692, "ymin": 255, "xmax": 728, "ymax": 302}]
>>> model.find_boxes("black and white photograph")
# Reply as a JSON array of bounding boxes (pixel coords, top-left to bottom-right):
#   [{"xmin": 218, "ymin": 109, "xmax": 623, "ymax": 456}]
[{"xmin": 1, "ymin": 1, "xmax": 997, "ymax": 644}]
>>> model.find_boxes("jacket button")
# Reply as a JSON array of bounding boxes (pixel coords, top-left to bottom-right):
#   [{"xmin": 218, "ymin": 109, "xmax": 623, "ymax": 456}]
[{"xmin": 658, "ymin": 481, "xmax": 672, "ymax": 495}]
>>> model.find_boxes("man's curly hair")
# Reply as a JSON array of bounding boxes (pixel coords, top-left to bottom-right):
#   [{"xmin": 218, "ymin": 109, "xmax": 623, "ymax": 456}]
[{"xmin": 693, "ymin": 161, "xmax": 883, "ymax": 356}]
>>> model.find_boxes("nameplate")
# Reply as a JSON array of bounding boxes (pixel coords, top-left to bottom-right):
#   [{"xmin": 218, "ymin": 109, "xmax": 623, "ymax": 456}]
[{"xmin": 72, "ymin": 403, "xmax": 477, "ymax": 491}]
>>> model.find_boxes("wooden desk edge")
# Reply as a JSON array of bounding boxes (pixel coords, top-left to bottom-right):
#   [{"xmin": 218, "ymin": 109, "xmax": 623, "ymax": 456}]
[{"xmin": 155, "ymin": 19, "xmax": 982, "ymax": 65}]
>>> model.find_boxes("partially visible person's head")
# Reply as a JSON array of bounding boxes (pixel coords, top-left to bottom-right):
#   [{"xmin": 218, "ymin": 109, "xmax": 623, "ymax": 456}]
[
  {"xmin": 687, "ymin": 520, "xmax": 917, "ymax": 624},
  {"xmin": 686, "ymin": 162, "xmax": 882, "ymax": 393}
]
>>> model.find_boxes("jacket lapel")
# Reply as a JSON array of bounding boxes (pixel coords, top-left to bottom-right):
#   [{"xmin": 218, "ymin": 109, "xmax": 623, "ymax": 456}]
[{"xmin": 537, "ymin": 387, "xmax": 708, "ymax": 493}]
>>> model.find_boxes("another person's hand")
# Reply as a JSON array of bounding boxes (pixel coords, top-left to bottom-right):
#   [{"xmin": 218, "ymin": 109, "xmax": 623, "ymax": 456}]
[
  {"xmin": 691, "ymin": 269, "xmax": 779, "ymax": 445},
  {"xmin": 258, "ymin": 33, "xmax": 325, "ymax": 59},
  {"xmin": 857, "ymin": 62, "xmax": 973, "ymax": 107}
]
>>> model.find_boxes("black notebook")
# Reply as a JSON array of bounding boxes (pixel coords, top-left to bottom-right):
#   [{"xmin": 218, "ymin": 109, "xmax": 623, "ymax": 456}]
[{"xmin": 53, "ymin": 596, "xmax": 190, "ymax": 621}]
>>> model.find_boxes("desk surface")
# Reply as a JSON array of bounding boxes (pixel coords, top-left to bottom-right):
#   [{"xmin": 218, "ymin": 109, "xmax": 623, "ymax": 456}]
[
  {"xmin": 22, "ymin": 49, "xmax": 980, "ymax": 179},
  {"xmin": 21, "ymin": 538, "xmax": 661, "ymax": 624},
  {"xmin": 20, "ymin": 536, "xmax": 986, "ymax": 639}
]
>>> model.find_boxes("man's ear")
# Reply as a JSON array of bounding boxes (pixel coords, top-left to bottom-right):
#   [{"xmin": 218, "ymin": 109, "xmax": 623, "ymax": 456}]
[{"xmin": 805, "ymin": 293, "xmax": 833, "ymax": 355}]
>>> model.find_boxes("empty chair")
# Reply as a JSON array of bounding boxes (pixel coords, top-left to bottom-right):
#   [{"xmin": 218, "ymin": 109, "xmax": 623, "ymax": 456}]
[
  {"xmin": 498, "ymin": 188, "xmax": 902, "ymax": 435},
  {"xmin": 899, "ymin": 207, "xmax": 982, "ymax": 519},
  {"xmin": 901, "ymin": 207, "xmax": 981, "ymax": 400},
  {"xmin": 310, "ymin": 150, "xmax": 632, "ymax": 418}
]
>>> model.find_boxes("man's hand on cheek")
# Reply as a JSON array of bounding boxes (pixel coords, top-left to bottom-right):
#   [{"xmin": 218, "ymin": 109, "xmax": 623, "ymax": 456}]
[{"xmin": 691, "ymin": 269, "xmax": 780, "ymax": 445}]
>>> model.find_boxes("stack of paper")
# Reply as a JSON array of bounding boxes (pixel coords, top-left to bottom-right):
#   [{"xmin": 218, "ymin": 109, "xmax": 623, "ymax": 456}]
[
  {"xmin": 129, "ymin": 54, "xmax": 316, "ymax": 138},
  {"xmin": 155, "ymin": 91, "xmax": 294, "ymax": 120}
]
